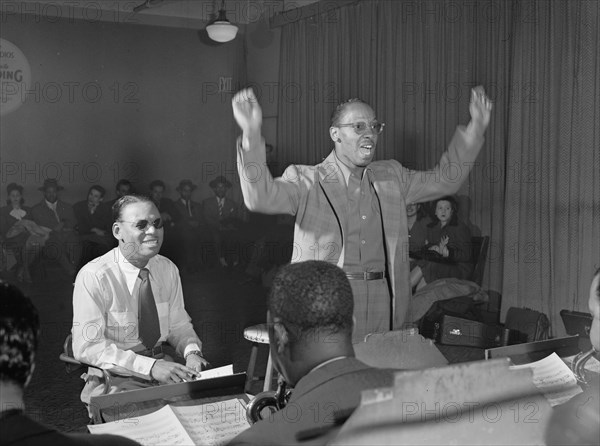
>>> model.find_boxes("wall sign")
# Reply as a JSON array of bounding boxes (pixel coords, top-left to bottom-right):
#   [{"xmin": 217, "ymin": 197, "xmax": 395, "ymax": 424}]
[{"xmin": 0, "ymin": 38, "xmax": 32, "ymax": 116}]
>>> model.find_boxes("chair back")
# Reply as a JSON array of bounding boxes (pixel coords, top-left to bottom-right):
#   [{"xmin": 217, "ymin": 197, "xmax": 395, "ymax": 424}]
[
  {"xmin": 59, "ymin": 333, "xmax": 86, "ymax": 374},
  {"xmin": 470, "ymin": 236, "xmax": 490, "ymax": 286}
]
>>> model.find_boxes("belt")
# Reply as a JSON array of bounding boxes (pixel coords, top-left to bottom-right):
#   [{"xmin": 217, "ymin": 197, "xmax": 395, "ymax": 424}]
[
  {"xmin": 345, "ymin": 271, "xmax": 384, "ymax": 281},
  {"xmin": 137, "ymin": 344, "xmax": 164, "ymax": 358}
]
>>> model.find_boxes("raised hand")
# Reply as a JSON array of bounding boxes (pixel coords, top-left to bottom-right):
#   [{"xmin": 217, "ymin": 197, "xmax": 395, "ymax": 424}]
[
  {"xmin": 467, "ymin": 86, "xmax": 493, "ymax": 137},
  {"xmin": 232, "ymin": 88, "xmax": 263, "ymax": 136}
]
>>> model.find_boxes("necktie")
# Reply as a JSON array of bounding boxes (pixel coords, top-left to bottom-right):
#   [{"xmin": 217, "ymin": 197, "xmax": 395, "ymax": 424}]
[
  {"xmin": 218, "ymin": 199, "xmax": 224, "ymax": 218},
  {"xmin": 187, "ymin": 200, "xmax": 192, "ymax": 217},
  {"xmin": 49, "ymin": 203, "xmax": 60, "ymax": 222},
  {"xmin": 138, "ymin": 268, "xmax": 160, "ymax": 349}
]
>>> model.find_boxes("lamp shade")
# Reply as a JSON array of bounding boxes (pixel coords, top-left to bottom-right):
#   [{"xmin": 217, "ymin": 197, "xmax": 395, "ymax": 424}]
[{"xmin": 206, "ymin": 20, "xmax": 238, "ymax": 43}]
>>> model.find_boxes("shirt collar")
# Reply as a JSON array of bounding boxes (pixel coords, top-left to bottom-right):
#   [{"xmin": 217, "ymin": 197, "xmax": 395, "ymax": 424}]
[
  {"xmin": 45, "ymin": 199, "xmax": 57, "ymax": 210},
  {"xmin": 307, "ymin": 356, "xmax": 348, "ymax": 375},
  {"xmin": 117, "ymin": 250, "xmax": 155, "ymax": 294},
  {"xmin": 333, "ymin": 151, "xmax": 366, "ymax": 186}
]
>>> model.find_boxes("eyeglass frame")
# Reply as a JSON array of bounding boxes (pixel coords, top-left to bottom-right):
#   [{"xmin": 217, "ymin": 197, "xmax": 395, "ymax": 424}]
[
  {"xmin": 117, "ymin": 218, "xmax": 164, "ymax": 232},
  {"xmin": 336, "ymin": 121, "xmax": 385, "ymax": 135}
]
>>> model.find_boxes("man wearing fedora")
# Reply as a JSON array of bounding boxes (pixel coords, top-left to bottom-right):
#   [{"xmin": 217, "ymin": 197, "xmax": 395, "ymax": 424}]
[
  {"xmin": 203, "ymin": 176, "xmax": 242, "ymax": 268},
  {"xmin": 174, "ymin": 179, "xmax": 205, "ymax": 273},
  {"xmin": 30, "ymin": 179, "xmax": 80, "ymax": 277}
]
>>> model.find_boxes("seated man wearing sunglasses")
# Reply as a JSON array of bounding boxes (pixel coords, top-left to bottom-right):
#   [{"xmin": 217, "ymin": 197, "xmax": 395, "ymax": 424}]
[
  {"xmin": 72, "ymin": 195, "xmax": 208, "ymax": 414},
  {"xmin": 232, "ymin": 87, "xmax": 492, "ymax": 342}
]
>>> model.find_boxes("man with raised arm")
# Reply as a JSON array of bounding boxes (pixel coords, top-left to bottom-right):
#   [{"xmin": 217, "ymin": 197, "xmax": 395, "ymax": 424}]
[{"xmin": 232, "ymin": 87, "xmax": 492, "ymax": 341}]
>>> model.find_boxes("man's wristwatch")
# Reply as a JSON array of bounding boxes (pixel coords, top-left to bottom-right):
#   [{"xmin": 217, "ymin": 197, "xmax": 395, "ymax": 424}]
[{"xmin": 185, "ymin": 350, "xmax": 203, "ymax": 360}]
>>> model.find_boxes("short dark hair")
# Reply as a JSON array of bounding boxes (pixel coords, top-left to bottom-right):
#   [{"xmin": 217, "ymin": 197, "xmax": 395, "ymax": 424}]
[
  {"xmin": 0, "ymin": 281, "xmax": 39, "ymax": 387},
  {"xmin": 330, "ymin": 98, "xmax": 369, "ymax": 127},
  {"xmin": 268, "ymin": 261, "xmax": 354, "ymax": 340},
  {"xmin": 88, "ymin": 184, "xmax": 106, "ymax": 198},
  {"xmin": 115, "ymin": 179, "xmax": 132, "ymax": 190},
  {"xmin": 111, "ymin": 194, "xmax": 153, "ymax": 222},
  {"xmin": 149, "ymin": 180, "xmax": 166, "ymax": 191}
]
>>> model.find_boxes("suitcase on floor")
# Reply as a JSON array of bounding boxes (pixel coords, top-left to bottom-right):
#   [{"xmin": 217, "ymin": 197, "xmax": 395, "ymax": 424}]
[{"xmin": 433, "ymin": 314, "xmax": 509, "ymax": 348}]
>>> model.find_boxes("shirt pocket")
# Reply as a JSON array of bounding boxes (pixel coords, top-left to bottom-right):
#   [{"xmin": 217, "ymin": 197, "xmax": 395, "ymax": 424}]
[{"xmin": 106, "ymin": 311, "xmax": 139, "ymax": 347}]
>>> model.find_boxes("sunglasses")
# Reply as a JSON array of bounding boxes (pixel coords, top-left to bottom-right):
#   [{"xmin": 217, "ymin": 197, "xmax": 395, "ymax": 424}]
[
  {"xmin": 337, "ymin": 121, "xmax": 385, "ymax": 135},
  {"xmin": 119, "ymin": 218, "xmax": 164, "ymax": 231}
]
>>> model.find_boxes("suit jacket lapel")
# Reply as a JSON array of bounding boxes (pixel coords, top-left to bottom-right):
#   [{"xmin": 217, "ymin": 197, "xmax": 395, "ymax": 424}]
[{"xmin": 318, "ymin": 151, "xmax": 348, "ymax": 266}]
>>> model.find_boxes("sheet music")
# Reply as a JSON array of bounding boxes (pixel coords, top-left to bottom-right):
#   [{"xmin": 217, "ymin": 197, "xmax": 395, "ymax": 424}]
[
  {"xmin": 171, "ymin": 398, "xmax": 250, "ymax": 445},
  {"xmin": 88, "ymin": 404, "xmax": 195, "ymax": 445},
  {"xmin": 510, "ymin": 352, "xmax": 583, "ymax": 406},
  {"xmin": 194, "ymin": 364, "xmax": 234, "ymax": 381}
]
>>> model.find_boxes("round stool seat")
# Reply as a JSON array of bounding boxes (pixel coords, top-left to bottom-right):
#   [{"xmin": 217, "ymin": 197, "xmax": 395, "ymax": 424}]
[{"xmin": 243, "ymin": 324, "xmax": 269, "ymax": 344}]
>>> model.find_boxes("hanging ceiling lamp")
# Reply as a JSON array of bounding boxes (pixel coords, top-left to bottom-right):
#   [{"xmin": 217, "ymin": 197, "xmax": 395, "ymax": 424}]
[{"xmin": 206, "ymin": 0, "xmax": 238, "ymax": 43}]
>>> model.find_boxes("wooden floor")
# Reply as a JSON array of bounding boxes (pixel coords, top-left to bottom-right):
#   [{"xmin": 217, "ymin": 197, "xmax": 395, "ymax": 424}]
[{"xmin": 1, "ymin": 261, "xmax": 269, "ymax": 432}]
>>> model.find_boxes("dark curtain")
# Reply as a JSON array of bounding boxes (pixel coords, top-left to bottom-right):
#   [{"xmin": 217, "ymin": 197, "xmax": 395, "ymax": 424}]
[{"xmin": 276, "ymin": 0, "xmax": 599, "ymax": 333}]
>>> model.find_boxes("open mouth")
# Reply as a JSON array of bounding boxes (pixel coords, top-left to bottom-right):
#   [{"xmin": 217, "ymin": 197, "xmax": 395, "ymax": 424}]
[{"xmin": 359, "ymin": 142, "xmax": 374, "ymax": 156}]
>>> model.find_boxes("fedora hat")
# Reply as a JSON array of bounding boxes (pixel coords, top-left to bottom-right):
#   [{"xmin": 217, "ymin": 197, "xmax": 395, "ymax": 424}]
[
  {"xmin": 38, "ymin": 178, "xmax": 64, "ymax": 191},
  {"xmin": 176, "ymin": 179, "xmax": 197, "ymax": 192},
  {"xmin": 209, "ymin": 176, "xmax": 232, "ymax": 189}
]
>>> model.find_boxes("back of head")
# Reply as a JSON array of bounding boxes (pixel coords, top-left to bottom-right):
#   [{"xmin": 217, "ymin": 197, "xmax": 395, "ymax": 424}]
[
  {"xmin": 269, "ymin": 261, "xmax": 354, "ymax": 342},
  {"xmin": 0, "ymin": 281, "xmax": 39, "ymax": 387}
]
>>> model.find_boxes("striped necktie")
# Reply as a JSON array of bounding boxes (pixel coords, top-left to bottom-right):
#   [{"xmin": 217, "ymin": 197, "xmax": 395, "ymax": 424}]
[
  {"xmin": 138, "ymin": 268, "xmax": 160, "ymax": 349},
  {"xmin": 218, "ymin": 198, "xmax": 224, "ymax": 218}
]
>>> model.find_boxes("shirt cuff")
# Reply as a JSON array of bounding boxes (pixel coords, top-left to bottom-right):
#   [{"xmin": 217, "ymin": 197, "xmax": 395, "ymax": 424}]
[
  {"xmin": 133, "ymin": 354, "xmax": 157, "ymax": 378},
  {"xmin": 184, "ymin": 343, "xmax": 202, "ymax": 358}
]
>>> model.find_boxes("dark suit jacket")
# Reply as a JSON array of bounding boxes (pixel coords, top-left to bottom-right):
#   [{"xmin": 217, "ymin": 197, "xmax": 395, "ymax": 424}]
[
  {"xmin": 0, "ymin": 411, "xmax": 140, "ymax": 446},
  {"xmin": 173, "ymin": 198, "xmax": 203, "ymax": 228},
  {"xmin": 202, "ymin": 197, "xmax": 239, "ymax": 229},
  {"xmin": 73, "ymin": 201, "xmax": 112, "ymax": 235},
  {"xmin": 30, "ymin": 200, "xmax": 77, "ymax": 232},
  {"xmin": 229, "ymin": 357, "xmax": 396, "ymax": 446},
  {"xmin": 151, "ymin": 198, "xmax": 178, "ymax": 229}
]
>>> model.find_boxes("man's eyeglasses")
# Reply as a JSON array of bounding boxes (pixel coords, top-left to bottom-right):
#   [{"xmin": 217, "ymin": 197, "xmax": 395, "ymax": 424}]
[
  {"xmin": 119, "ymin": 218, "xmax": 164, "ymax": 231},
  {"xmin": 337, "ymin": 121, "xmax": 385, "ymax": 135}
]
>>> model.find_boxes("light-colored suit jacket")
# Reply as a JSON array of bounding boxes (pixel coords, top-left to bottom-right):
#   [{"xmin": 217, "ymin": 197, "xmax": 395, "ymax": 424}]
[{"xmin": 236, "ymin": 126, "xmax": 484, "ymax": 328}]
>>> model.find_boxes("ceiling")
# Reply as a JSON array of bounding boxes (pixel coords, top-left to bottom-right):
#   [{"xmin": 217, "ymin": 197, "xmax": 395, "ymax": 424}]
[{"xmin": 2, "ymin": 0, "xmax": 321, "ymax": 29}]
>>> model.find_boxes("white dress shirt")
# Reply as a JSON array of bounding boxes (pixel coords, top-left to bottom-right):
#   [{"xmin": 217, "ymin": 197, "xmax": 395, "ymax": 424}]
[{"xmin": 72, "ymin": 248, "xmax": 202, "ymax": 379}]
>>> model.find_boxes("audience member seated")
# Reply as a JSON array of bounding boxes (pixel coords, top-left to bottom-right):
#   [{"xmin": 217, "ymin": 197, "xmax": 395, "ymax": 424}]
[
  {"xmin": 203, "ymin": 176, "xmax": 242, "ymax": 268},
  {"xmin": 173, "ymin": 179, "xmax": 207, "ymax": 273},
  {"xmin": 73, "ymin": 185, "xmax": 113, "ymax": 271},
  {"xmin": 148, "ymin": 180, "xmax": 180, "ymax": 265},
  {"xmin": 71, "ymin": 195, "xmax": 207, "ymax": 415},
  {"xmin": 545, "ymin": 267, "xmax": 600, "ymax": 446},
  {"xmin": 229, "ymin": 261, "xmax": 396, "ymax": 445},
  {"xmin": 0, "ymin": 280, "xmax": 140, "ymax": 445},
  {"xmin": 30, "ymin": 179, "xmax": 80, "ymax": 278},
  {"xmin": 410, "ymin": 196, "xmax": 473, "ymax": 290},
  {"xmin": 0, "ymin": 184, "xmax": 50, "ymax": 283},
  {"xmin": 108, "ymin": 179, "xmax": 133, "ymax": 208}
]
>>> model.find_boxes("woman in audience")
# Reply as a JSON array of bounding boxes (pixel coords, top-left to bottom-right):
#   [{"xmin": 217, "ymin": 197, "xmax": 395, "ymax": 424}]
[
  {"xmin": 0, "ymin": 183, "xmax": 50, "ymax": 283},
  {"xmin": 409, "ymin": 196, "xmax": 472, "ymax": 290}
]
